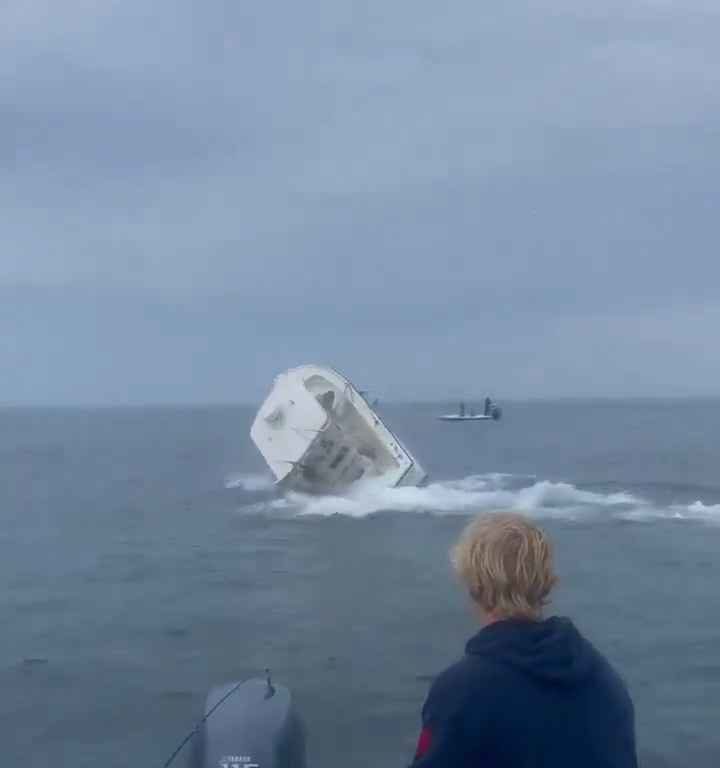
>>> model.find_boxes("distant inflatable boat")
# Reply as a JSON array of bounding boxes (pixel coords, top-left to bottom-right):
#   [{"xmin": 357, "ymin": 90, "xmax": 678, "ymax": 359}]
[
  {"xmin": 437, "ymin": 400, "xmax": 502, "ymax": 422},
  {"xmin": 438, "ymin": 413, "xmax": 495, "ymax": 422}
]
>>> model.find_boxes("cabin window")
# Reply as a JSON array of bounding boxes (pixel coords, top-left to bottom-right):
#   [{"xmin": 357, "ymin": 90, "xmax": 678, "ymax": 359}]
[{"xmin": 329, "ymin": 446, "xmax": 349, "ymax": 469}]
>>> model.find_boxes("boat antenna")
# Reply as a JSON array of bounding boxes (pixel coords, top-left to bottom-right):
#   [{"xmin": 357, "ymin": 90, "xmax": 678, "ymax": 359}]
[
  {"xmin": 265, "ymin": 668, "xmax": 276, "ymax": 699},
  {"xmin": 159, "ymin": 679, "xmax": 245, "ymax": 768}
]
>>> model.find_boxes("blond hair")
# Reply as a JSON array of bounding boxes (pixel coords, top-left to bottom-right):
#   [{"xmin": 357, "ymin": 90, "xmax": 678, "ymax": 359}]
[{"xmin": 451, "ymin": 513, "xmax": 557, "ymax": 619}]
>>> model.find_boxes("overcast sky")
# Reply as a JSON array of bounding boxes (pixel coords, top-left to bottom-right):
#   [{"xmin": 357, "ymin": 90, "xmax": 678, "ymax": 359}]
[{"xmin": 2, "ymin": 1, "xmax": 719, "ymax": 404}]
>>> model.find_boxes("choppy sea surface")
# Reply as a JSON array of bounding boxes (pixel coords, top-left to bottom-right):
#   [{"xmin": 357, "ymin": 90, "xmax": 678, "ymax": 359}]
[{"xmin": 2, "ymin": 400, "xmax": 720, "ymax": 767}]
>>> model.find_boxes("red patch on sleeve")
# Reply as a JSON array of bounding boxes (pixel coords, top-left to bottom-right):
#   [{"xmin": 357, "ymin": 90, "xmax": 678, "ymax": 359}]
[{"xmin": 415, "ymin": 726, "xmax": 432, "ymax": 760}]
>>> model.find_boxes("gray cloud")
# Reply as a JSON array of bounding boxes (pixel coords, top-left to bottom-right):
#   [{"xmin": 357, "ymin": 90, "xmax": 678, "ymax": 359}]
[{"xmin": 1, "ymin": 0, "xmax": 719, "ymax": 403}]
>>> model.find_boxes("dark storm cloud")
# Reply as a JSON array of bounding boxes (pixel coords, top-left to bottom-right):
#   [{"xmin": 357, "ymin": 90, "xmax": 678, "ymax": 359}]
[{"xmin": 1, "ymin": 1, "xmax": 719, "ymax": 402}]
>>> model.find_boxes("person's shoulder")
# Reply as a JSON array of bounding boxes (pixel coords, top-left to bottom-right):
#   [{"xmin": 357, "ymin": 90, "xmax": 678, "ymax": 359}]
[
  {"xmin": 432, "ymin": 650, "xmax": 502, "ymax": 688},
  {"xmin": 424, "ymin": 653, "xmax": 502, "ymax": 715},
  {"xmin": 594, "ymin": 649, "xmax": 634, "ymax": 699},
  {"xmin": 575, "ymin": 627, "xmax": 635, "ymax": 712}
]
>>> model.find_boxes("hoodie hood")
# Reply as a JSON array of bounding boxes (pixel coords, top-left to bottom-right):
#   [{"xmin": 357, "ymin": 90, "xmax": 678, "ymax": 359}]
[{"xmin": 466, "ymin": 616, "xmax": 596, "ymax": 687}]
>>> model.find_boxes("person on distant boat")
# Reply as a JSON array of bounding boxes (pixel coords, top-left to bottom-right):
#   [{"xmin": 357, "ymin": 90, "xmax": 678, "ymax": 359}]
[
  {"xmin": 411, "ymin": 513, "xmax": 638, "ymax": 768},
  {"xmin": 483, "ymin": 396, "xmax": 492, "ymax": 417},
  {"xmin": 459, "ymin": 402, "xmax": 466, "ymax": 417}
]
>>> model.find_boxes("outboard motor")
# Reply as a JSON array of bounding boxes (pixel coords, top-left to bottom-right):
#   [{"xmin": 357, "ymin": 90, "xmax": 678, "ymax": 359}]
[{"xmin": 186, "ymin": 676, "xmax": 307, "ymax": 768}]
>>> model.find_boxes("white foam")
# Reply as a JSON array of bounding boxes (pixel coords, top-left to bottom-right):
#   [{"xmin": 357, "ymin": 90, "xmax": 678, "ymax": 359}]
[
  {"xmin": 224, "ymin": 473, "xmax": 276, "ymax": 492},
  {"xmin": 619, "ymin": 499, "xmax": 720, "ymax": 523},
  {"xmin": 266, "ymin": 474, "xmax": 643, "ymax": 520},
  {"xmin": 686, "ymin": 500, "xmax": 720, "ymax": 517},
  {"xmin": 236, "ymin": 472, "xmax": 720, "ymax": 524}
]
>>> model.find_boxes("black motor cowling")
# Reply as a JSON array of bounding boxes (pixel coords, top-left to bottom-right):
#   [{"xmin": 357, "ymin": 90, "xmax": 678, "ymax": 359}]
[{"xmin": 187, "ymin": 678, "xmax": 307, "ymax": 768}]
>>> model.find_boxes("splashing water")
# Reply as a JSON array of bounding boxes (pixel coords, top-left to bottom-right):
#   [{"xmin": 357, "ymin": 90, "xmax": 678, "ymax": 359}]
[{"xmin": 231, "ymin": 472, "xmax": 720, "ymax": 523}]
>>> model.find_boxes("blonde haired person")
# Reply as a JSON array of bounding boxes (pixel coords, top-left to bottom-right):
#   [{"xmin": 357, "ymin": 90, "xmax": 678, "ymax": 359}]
[{"xmin": 411, "ymin": 513, "xmax": 637, "ymax": 768}]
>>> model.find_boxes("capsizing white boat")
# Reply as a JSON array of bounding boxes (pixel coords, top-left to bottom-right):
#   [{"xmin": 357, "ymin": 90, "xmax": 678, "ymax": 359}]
[{"xmin": 250, "ymin": 365, "xmax": 428, "ymax": 493}]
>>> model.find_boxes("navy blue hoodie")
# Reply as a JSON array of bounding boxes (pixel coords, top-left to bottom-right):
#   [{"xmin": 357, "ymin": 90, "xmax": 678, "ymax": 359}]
[{"xmin": 412, "ymin": 617, "xmax": 637, "ymax": 768}]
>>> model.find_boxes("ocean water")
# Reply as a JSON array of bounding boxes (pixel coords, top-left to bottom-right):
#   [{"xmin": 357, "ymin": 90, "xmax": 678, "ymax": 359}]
[{"xmin": 2, "ymin": 400, "xmax": 720, "ymax": 767}]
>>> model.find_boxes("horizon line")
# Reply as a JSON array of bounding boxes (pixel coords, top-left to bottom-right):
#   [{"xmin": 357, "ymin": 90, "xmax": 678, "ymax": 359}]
[{"xmin": 2, "ymin": 393, "xmax": 720, "ymax": 409}]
